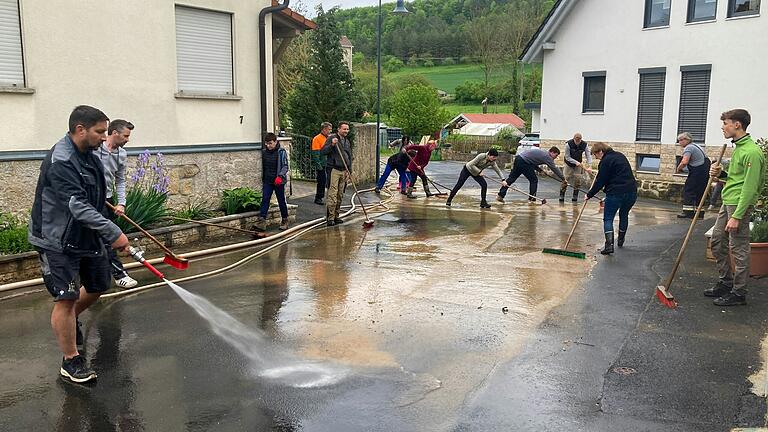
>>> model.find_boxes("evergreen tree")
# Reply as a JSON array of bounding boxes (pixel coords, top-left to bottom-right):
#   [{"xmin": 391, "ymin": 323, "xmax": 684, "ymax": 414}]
[{"xmin": 285, "ymin": 7, "xmax": 364, "ymax": 139}]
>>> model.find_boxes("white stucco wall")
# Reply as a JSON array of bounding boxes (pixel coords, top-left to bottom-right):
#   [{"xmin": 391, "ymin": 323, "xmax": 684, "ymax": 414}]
[
  {"xmin": 0, "ymin": 0, "xmax": 275, "ymax": 151},
  {"xmin": 539, "ymin": 0, "xmax": 767, "ymax": 145}
]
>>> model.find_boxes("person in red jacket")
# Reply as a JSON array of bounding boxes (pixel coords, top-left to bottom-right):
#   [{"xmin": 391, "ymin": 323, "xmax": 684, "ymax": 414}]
[{"xmin": 404, "ymin": 140, "xmax": 437, "ymax": 198}]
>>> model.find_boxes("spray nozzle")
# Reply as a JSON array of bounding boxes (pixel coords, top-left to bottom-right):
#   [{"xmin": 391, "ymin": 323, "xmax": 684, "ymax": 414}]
[{"xmin": 128, "ymin": 246, "xmax": 146, "ymax": 263}]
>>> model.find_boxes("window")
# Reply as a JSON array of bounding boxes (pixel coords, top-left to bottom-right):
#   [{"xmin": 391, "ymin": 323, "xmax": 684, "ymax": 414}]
[
  {"xmin": 175, "ymin": 6, "xmax": 234, "ymax": 95},
  {"xmin": 637, "ymin": 154, "xmax": 661, "ymax": 173},
  {"xmin": 645, "ymin": 0, "xmax": 672, "ymax": 27},
  {"xmin": 636, "ymin": 68, "xmax": 666, "ymax": 141},
  {"xmin": 677, "ymin": 65, "xmax": 711, "ymax": 143},
  {"xmin": 582, "ymin": 72, "xmax": 606, "ymax": 113},
  {"xmin": 0, "ymin": 0, "xmax": 25, "ymax": 87},
  {"xmin": 728, "ymin": 0, "xmax": 760, "ymax": 17},
  {"xmin": 688, "ymin": 0, "xmax": 718, "ymax": 21}
]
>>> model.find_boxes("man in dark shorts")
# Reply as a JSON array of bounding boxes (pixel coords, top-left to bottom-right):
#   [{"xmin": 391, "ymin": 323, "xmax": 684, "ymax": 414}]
[{"xmin": 29, "ymin": 105, "xmax": 130, "ymax": 384}]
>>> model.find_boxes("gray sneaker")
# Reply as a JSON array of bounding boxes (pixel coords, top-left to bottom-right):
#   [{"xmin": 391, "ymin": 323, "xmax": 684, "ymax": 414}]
[{"xmin": 60, "ymin": 355, "xmax": 97, "ymax": 383}]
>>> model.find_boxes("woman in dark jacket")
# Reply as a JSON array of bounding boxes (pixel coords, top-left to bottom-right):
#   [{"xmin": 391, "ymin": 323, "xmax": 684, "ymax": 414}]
[
  {"xmin": 585, "ymin": 142, "xmax": 638, "ymax": 255},
  {"xmin": 255, "ymin": 133, "xmax": 290, "ymax": 231}
]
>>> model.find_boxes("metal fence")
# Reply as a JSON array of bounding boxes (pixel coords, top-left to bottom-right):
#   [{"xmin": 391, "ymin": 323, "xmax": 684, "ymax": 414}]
[{"xmin": 287, "ymin": 133, "xmax": 317, "ymax": 181}]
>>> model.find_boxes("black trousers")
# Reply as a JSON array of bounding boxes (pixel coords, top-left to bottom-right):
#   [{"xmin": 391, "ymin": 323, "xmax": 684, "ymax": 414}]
[
  {"xmin": 315, "ymin": 168, "xmax": 327, "ymax": 200},
  {"xmin": 498, "ymin": 155, "xmax": 538, "ymax": 198},
  {"xmin": 682, "ymin": 161, "xmax": 710, "ymax": 213},
  {"xmin": 447, "ymin": 167, "xmax": 488, "ymax": 203}
]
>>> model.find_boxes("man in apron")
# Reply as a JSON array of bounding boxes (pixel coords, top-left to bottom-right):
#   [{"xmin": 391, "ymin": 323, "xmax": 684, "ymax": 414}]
[{"xmin": 675, "ymin": 132, "xmax": 711, "ymax": 218}]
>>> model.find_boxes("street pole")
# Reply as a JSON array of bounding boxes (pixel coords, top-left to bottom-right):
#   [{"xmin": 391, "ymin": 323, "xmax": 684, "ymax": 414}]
[{"xmin": 375, "ymin": 0, "xmax": 382, "ymax": 183}]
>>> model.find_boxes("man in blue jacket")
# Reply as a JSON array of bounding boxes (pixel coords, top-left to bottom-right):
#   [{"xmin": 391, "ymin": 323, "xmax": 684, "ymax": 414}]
[{"xmin": 29, "ymin": 105, "xmax": 130, "ymax": 384}]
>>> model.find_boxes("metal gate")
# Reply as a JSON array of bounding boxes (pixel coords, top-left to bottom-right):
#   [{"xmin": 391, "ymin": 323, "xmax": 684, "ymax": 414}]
[{"xmin": 287, "ymin": 133, "xmax": 317, "ymax": 181}]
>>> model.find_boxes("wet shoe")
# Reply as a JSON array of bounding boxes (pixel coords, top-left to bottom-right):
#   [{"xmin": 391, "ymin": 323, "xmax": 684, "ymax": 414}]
[
  {"xmin": 115, "ymin": 275, "xmax": 137, "ymax": 289},
  {"xmin": 571, "ymin": 198, "xmax": 578, "ymax": 203},
  {"xmin": 677, "ymin": 212, "xmax": 694, "ymax": 219},
  {"xmin": 75, "ymin": 319, "xmax": 83, "ymax": 351},
  {"xmin": 374, "ymin": 188, "xmax": 381, "ymax": 194},
  {"xmin": 480, "ymin": 201, "xmax": 492, "ymax": 208},
  {"xmin": 314, "ymin": 198, "xmax": 324, "ymax": 205},
  {"xmin": 252, "ymin": 217, "xmax": 267, "ymax": 232},
  {"xmin": 707, "ymin": 204, "xmax": 715, "ymax": 211},
  {"xmin": 704, "ymin": 281, "xmax": 732, "ymax": 298},
  {"xmin": 60, "ymin": 355, "xmax": 97, "ymax": 384},
  {"xmin": 334, "ymin": 218, "xmax": 344, "ymax": 225},
  {"xmin": 326, "ymin": 220, "xmax": 336, "ymax": 227},
  {"xmin": 713, "ymin": 292, "xmax": 746, "ymax": 306},
  {"xmin": 279, "ymin": 218, "xmax": 289, "ymax": 231},
  {"xmin": 445, "ymin": 201, "xmax": 451, "ymax": 207},
  {"xmin": 496, "ymin": 195, "xmax": 505, "ymax": 203}
]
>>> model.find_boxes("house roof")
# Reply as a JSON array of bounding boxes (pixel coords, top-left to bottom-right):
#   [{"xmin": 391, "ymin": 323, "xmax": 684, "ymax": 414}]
[
  {"xmin": 271, "ymin": 1, "xmax": 317, "ymax": 30},
  {"xmin": 461, "ymin": 113, "xmax": 526, "ymax": 130},
  {"xmin": 519, "ymin": 0, "xmax": 579, "ymax": 63},
  {"xmin": 340, "ymin": 35, "xmax": 353, "ymax": 47}
]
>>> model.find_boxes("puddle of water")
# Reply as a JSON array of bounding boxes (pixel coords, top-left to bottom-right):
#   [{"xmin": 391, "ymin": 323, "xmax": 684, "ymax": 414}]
[{"xmin": 165, "ymin": 279, "xmax": 348, "ymax": 388}]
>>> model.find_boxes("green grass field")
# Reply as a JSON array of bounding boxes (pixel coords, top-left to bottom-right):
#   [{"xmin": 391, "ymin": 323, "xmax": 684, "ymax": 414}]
[{"xmin": 387, "ymin": 64, "xmax": 515, "ymax": 93}]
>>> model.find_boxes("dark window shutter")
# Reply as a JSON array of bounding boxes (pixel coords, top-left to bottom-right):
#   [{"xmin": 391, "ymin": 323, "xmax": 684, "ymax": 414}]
[
  {"xmin": 678, "ymin": 69, "xmax": 711, "ymax": 143},
  {"xmin": 636, "ymin": 72, "xmax": 666, "ymax": 141}
]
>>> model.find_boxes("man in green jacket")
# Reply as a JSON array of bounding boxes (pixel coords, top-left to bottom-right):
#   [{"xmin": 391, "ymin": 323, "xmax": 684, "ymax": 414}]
[{"xmin": 706, "ymin": 109, "xmax": 765, "ymax": 306}]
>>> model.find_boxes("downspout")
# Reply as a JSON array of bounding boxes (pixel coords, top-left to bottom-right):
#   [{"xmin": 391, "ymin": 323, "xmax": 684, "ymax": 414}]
[{"xmin": 259, "ymin": 0, "xmax": 290, "ymax": 135}]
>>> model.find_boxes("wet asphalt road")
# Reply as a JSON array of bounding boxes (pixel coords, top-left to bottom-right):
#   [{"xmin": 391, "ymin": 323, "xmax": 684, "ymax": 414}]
[{"xmin": 1, "ymin": 161, "xmax": 766, "ymax": 431}]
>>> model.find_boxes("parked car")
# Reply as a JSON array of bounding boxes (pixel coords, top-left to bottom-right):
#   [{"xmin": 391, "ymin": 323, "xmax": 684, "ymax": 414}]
[{"xmin": 517, "ymin": 133, "xmax": 540, "ymax": 154}]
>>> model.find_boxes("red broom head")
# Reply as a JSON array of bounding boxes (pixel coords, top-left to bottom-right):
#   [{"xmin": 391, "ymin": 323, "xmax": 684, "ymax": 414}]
[
  {"xmin": 163, "ymin": 255, "xmax": 189, "ymax": 270},
  {"xmin": 655, "ymin": 286, "xmax": 677, "ymax": 309}
]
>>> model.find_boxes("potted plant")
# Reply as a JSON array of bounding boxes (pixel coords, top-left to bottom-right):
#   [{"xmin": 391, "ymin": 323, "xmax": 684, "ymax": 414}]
[{"xmin": 747, "ymin": 137, "xmax": 768, "ymax": 276}]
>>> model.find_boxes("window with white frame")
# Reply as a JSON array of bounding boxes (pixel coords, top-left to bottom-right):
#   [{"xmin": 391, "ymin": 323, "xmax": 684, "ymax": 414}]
[
  {"xmin": 0, "ymin": 0, "xmax": 25, "ymax": 87},
  {"xmin": 175, "ymin": 6, "xmax": 234, "ymax": 95},
  {"xmin": 645, "ymin": 0, "xmax": 672, "ymax": 28},
  {"xmin": 582, "ymin": 72, "xmax": 606, "ymax": 113},
  {"xmin": 688, "ymin": 0, "xmax": 718, "ymax": 22},
  {"xmin": 637, "ymin": 154, "xmax": 661, "ymax": 173},
  {"xmin": 728, "ymin": 0, "xmax": 760, "ymax": 17}
]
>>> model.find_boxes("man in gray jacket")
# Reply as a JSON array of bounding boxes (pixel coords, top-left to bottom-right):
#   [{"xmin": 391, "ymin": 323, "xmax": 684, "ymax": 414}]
[
  {"xmin": 497, "ymin": 146, "xmax": 566, "ymax": 203},
  {"xmin": 446, "ymin": 149, "xmax": 504, "ymax": 208},
  {"xmin": 94, "ymin": 119, "xmax": 137, "ymax": 288},
  {"xmin": 321, "ymin": 122, "xmax": 353, "ymax": 226},
  {"xmin": 29, "ymin": 105, "xmax": 130, "ymax": 384}
]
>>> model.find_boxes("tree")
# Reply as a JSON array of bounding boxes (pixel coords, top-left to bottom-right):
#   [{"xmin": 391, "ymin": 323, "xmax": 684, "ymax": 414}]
[
  {"xmin": 285, "ymin": 7, "xmax": 364, "ymax": 139},
  {"xmin": 465, "ymin": 13, "xmax": 511, "ymax": 87},
  {"xmin": 390, "ymin": 85, "xmax": 451, "ymax": 138}
]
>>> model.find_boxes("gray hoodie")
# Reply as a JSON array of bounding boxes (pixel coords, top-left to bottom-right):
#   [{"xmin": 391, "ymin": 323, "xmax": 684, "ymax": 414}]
[{"xmin": 93, "ymin": 142, "xmax": 128, "ymax": 205}]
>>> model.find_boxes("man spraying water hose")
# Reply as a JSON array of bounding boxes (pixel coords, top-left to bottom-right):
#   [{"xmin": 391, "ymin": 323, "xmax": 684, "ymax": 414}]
[{"xmin": 29, "ymin": 106, "xmax": 131, "ymax": 384}]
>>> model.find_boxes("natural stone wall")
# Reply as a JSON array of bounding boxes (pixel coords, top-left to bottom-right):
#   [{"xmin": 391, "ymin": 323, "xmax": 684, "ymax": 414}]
[
  {"xmin": 0, "ymin": 207, "xmax": 295, "ymax": 285},
  {"xmin": 441, "ymin": 149, "xmax": 514, "ymax": 168},
  {"xmin": 350, "ymin": 124, "xmax": 377, "ymax": 184}
]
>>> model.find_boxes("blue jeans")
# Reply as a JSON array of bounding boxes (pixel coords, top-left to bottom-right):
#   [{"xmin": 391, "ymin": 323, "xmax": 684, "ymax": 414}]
[
  {"xmin": 376, "ymin": 163, "xmax": 408, "ymax": 190},
  {"xmin": 260, "ymin": 182, "xmax": 288, "ymax": 219},
  {"xmin": 603, "ymin": 191, "xmax": 637, "ymax": 233}
]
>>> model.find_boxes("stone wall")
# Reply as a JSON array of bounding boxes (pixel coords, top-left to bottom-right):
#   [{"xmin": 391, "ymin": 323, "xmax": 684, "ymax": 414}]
[
  {"xmin": 0, "ymin": 207, "xmax": 295, "ymax": 285},
  {"xmin": 441, "ymin": 149, "xmax": 514, "ymax": 169},
  {"xmin": 351, "ymin": 124, "xmax": 377, "ymax": 183}
]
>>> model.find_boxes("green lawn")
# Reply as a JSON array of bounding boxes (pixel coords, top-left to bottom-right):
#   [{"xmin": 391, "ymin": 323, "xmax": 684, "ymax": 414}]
[
  {"xmin": 387, "ymin": 64, "xmax": 515, "ymax": 93},
  {"xmin": 442, "ymin": 103, "xmax": 514, "ymax": 117}
]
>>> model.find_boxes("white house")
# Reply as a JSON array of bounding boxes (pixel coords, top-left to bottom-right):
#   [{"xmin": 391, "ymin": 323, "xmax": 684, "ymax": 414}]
[
  {"xmin": 445, "ymin": 113, "xmax": 526, "ymax": 137},
  {"xmin": 520, "ymin": 0, "xmax": 765, "ymax": 195},
  {"xmin": 0, "ymin": 0, "xmax": 314, "ymax": 211},
  {"xmin": 340, "ymin": 35, "xmax": 354, "ymax": 72}
]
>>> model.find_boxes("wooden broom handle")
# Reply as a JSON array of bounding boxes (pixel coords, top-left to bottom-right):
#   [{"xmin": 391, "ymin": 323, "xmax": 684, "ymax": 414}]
[{"xmin": 106, "ymin": 202, "xmax": 177, "ymax": 257}]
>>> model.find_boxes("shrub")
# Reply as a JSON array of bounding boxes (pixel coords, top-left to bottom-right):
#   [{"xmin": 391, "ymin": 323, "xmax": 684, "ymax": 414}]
[
  {"xmin": 423, "ymin": 59, "xmax": 435, "ymax": 68},
  {"xmin": 459, "ymin": 56, "xmax": 475, "ymax": 64},
  {"xmin": 454, "ymin": 80, "xmax": 487, "ymax": 103},
  {"xmin": 0, "ymin": 212, "xmax": 33, "ymax": 255},
  {"xmin": 752, "ymin": 220, "xmax": 768, "ymax": 243},
  {"xmin": 221, "ymin": 187, "xmax": 262, "ymax": 215},
  {"xmin": 171, "ymin": 200, "xmax": 215, "ymax": 222},
  {"xmin": 441, "ymin": 58, "xmax": 456, "ymax": 66},
  {"xmin": 407, "ymin": 54, "xmax": 420, "ymax": 67},
  {"xmin": 116, "ymin": 150, "xmax": 169, "ymax": 233},
  {"xmin": 384, "ymin": 56, "xmax": 404, "ymax": 73}
]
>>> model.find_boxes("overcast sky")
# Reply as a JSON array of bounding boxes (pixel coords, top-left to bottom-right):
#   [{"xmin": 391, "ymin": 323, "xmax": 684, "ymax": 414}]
[{"xmin": 299, "ymin": 0, "xmax": 385, "ymax": 16}]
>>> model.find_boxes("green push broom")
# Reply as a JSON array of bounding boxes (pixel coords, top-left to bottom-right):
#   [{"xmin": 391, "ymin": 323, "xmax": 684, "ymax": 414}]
[{"xmin": 542, "ymin": 174, "xmax": 599, "ymax": 259}]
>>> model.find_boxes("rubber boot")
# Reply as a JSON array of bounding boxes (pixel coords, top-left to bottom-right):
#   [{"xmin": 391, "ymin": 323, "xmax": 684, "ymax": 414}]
[
  {"xmin": 480, "ymin": 200, "xmax": 491, "ymax": 208},
  {"xmin": 406, "ymin": 186, "xmax": 417, "ymax": 199},
  {"xmin": 572, "ymin": 190, "xmax": 579, "ymax": 203},
  {"xmin": 601, "ymin": 232, "xmax": 614, "ymax": 255},
  {"xmin": 559, "ymin": 190, "xmax": 565, "ymax": 203},
  {"xmin": 424, "ymin": 184, "xmax": 434, "ymax": 198},
  {"xmin": 617, "ymin": 230, "xmax": 626, "ymax": 248}
]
